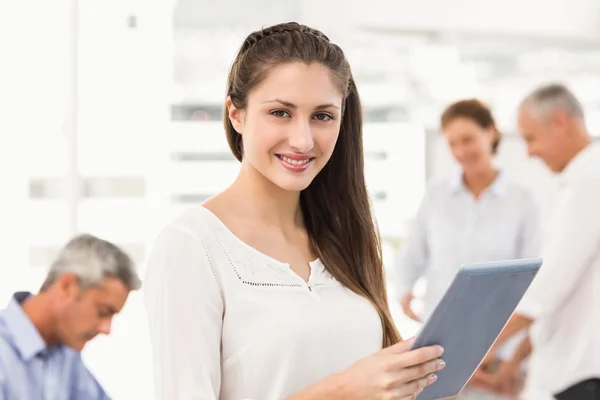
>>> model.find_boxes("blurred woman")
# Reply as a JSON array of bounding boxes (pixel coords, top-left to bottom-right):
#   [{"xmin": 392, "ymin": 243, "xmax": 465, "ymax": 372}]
[{"xmin": 395, "ymin": 99, "xmax": 542, "ymax": 397}]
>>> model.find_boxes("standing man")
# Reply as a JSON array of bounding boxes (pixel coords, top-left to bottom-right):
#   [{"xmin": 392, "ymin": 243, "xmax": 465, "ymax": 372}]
[
  {"xmin": 0, "ymin": 234, "xmax": 142, "ymax": 399},
  {"xmin": 476, "ymin": 83, "xmax": 600, "ymax": 400}
]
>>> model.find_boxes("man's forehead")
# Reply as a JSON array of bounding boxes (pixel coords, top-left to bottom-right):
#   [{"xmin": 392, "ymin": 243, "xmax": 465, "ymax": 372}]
[
  {"xmin": 86, "ymin": 277, "xmax": 128, "ymax": 302},
  {"xmin": 519, "ymin": 107, "xmax": 545, "ymax": 129},
  {"xmin": 101, "ymin": 276, "xmax": 127, "ymax": 289},
  {"xmin": 517, "ymin": 106, "xmax": 533, "ymax": 121}
]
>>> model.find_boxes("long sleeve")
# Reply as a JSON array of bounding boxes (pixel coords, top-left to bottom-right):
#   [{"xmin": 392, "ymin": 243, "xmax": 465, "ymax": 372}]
[
  {"xmin": 516, "ymin": 193, "xmax": 543, "ymax": 259},
  {"xmin": 517, "ymin": 179, "xmax": 600, "ymax": 319},
  {"xmin": 0, "ymin": 369, "xmax": 5, "ymax": 400},
  {"xmin": 75, "ymin": 363, "xmax": 112, "ymax": 400},
  {"xmin": 144, "ymin": 224, "xmax": 224, "ymax": 400},
  {"xmin": 395, "ymin": 195, "xmax": 430, "ymax": 298}
]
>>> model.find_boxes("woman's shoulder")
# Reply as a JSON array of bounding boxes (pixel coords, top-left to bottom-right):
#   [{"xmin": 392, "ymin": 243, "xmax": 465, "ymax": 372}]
[
  {"xmin": 425, "ymin": 176, "xmax": 455, "ymax": 194},
  {"xmin": 421, "ymin": 172, "xmax": 537, "ymax": 205},
  {"xmin": 163, "ymin": 204, "xmax": 220, "ymax": 237},
  {"xmin": 420, "ymin": 176, "xmax": 456, "ymax": 203},
  {"xmin": 143, "ymin": 206, "xmax": 226, "ymax": 308},
  {"xmin": 147, "ymin": 205, "xmax": 231, "ymax": 264},
  {"xmin": 497, "ymin": 173, "xmax": 537, "ymax": 201}
]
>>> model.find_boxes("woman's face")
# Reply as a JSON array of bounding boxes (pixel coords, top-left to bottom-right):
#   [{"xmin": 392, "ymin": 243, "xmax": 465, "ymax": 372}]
[
  {"xmin": 227, "ymin": 62, "xmax": 343, "ymax": 192},
  {"xmin": 443, "ymin": 117, "xmax": 496, "ymax": 174}
]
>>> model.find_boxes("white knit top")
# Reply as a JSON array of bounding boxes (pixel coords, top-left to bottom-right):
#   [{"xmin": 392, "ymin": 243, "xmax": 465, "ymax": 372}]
[{"xmin": 143, "ymin": 205, "xmax": 383, "ymax": 400}]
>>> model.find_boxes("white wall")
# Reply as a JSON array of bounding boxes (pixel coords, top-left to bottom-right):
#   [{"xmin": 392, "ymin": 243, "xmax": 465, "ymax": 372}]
[
  {"xmin": 0, "ymin": 1, "xmax": 173, "ymax": 398},
  {"xmin": 302, "ymin": 0, "xmax": 600, "ymax": 42},
  {"xmin": 76, "ymin": 2, "xmax": 172, "ymax": 399},
  {"xmin": 0, "ymin": 0, "xmax": 71, "ymax": 295},
  {"xmin": 175, "ymin": 0, "xmax": 600, "ymax": 44}
]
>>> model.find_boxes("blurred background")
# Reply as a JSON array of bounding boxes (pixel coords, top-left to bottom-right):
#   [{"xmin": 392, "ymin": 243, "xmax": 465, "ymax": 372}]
[{"xmin": 1, "ymin": 0, "xmax": 599, "ymax": 398}]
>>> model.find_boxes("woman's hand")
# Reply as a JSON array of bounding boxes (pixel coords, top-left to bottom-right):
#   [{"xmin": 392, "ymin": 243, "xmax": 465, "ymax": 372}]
[
  {"xmin": 495, "ymin": 360, "xmax": 523, "ymax": 396},
  {"xmin": 288, "ymin": 338, "xmax": 446, "ymax": 400},
  {"xmin": 468, "ymin": 350, "xmax": 498, "ymax": 391},
  {"xmin": 400, "ymin": 293, "xmax": 422, "ymax": 323}
]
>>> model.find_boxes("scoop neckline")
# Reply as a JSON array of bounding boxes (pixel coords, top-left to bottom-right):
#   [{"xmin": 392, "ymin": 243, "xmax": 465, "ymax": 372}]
[{"xmin": 197, "ymin": 205, "xmax": 322, "ymax": 270}]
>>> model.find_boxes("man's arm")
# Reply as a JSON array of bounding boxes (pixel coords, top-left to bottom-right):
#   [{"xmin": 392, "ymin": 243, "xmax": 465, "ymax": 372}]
[
  {"xmin": 482, "ymin": 179, "xmax": 600, "ymax": 372},
  {"xmin": 516, "ymin": 180, "xmax": 600, "ymax": 321},
  {"xmin": 0, "ymin": 368, "xmax": 6, "ymax": 400}
]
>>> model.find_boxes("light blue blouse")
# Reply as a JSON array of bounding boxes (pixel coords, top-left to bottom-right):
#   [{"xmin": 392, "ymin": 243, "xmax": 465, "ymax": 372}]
[{"xmin": 395, "ymin": 172, "xmax": 543, "ymax": 319}]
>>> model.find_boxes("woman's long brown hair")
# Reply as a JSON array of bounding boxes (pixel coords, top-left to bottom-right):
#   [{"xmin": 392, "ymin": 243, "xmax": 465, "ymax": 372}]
[{"xmin": 223, "ymin": 22, "xmax": 401, "ymax": 347}]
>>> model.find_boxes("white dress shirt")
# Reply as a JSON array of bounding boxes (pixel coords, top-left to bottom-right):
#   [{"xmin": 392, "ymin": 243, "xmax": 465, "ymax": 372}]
[
  {"xmin": 143, "ymin": 206, "xmax": 383, "ymax": 400},
  {"xmin": 395, "ymin": 172, "xmax": 543, "ymax": 320},
  {"xmin": 517, "ymin": 143, "xmax": 600, "ymax": 399}
]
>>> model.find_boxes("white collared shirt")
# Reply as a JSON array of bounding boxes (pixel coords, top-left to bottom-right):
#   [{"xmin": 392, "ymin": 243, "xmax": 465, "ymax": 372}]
[
  {"xmin": 517, "ymin": 143, "xmax": 600, "ymax": 399},
  {"xmin": 143, "ymin": 206, "xmax": 383, "ymax": 400},
  {"xmin": 395, "ymin": 172, "xmax": 543, "ymax": 320}
]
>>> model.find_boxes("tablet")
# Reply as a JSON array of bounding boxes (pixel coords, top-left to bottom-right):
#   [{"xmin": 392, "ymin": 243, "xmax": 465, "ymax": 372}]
[{"xmin": 409, "ymin": 257, "xmax": 543, "ymax": 400}]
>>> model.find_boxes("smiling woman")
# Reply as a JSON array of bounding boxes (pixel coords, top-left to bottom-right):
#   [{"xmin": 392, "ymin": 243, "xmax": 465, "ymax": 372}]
[
  {"xmin": 265, "ymin": 96, "xmax": 338, "ymax": 172},
  {"xmin": 226, "ymin": 62, "xmax": 342, "ymax": 192},
  {"xmin": 143, "ymin": 22, "xmax": 446, "ymax": 400}
]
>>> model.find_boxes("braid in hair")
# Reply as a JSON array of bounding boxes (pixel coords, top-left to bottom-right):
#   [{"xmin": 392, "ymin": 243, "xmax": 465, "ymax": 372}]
[{"xmin": 239, "ymin": 22, "xmax": 330, "ymax": 54}]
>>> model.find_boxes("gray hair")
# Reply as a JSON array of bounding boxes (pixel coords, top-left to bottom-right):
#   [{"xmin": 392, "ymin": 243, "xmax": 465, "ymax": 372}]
[
  {"xmin": 520, "ymin": 83, "xmax": 585, "ymax": 121},
  {"xmin": 40, "ymin": 234, "xmax": 141, "ymax": 292}
]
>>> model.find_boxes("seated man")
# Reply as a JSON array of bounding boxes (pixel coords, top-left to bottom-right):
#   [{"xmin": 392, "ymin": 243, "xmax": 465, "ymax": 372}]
[{"xmin": 0, "ymin": 234, "xmax": 141, "ymax": 399}]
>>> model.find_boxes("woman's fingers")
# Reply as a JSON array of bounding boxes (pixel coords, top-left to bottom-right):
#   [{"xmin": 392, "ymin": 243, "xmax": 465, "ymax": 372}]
[
  {"xmin": 397, "ymin": 358, "xmax": 446, "ymax": 383},
  {"xmin": 385, "ymin": 344, "xmax": 444, "ymax": 369}
]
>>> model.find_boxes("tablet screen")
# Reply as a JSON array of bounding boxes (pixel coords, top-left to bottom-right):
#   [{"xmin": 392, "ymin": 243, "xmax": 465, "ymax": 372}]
[{"xmin": 410, "ymin": 258, "xmax": 542, "ymax": 400}]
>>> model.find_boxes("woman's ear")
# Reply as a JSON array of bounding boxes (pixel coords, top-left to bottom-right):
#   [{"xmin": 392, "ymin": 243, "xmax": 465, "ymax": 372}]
[
  {"xmin": 483, "ymin": 127, "xmax": 496, "ymax": 143},
  {"xmin": 226, "ymin": 96, "xmax": 244, "ymax": 134}
]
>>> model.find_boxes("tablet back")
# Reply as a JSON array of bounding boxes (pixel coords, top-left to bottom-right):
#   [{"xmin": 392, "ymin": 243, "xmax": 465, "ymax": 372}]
[{"xmin": 411, "ymin": 258, "xmax": 542, "ymax": 400}]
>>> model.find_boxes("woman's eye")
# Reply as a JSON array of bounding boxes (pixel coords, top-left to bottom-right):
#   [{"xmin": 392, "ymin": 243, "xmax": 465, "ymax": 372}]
[
  {"xmin": 271, "ymin": 110, "xmax": 290, "ymax": 118},
  {"xmin": 314, "ymin": 113, "xmax": 332, "ymax": 121}
]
